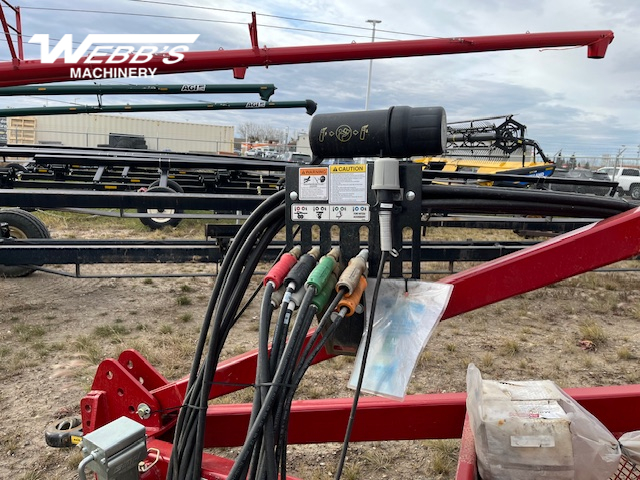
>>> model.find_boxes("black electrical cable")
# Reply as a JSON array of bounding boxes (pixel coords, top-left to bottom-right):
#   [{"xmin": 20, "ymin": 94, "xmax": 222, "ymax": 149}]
[{"xmin": 334, "ymin": 251, "xmax": 389, "ymax": 480}]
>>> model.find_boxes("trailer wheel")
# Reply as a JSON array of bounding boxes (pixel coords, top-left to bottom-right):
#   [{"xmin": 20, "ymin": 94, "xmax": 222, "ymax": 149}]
[
  {"xmin": 7, "ymin": 162, "xmax": 27, "ymax": 173},
  {"xmin": 149, "ymin": 179, "xmax": 184, "ymax": 193},
  {"xmin": 0, "ymin": 208, "xmax": 50, "ymax": 277},
  {"xmin": 138, "ymin": 186, "xmax": 183, "ymax": 229}
]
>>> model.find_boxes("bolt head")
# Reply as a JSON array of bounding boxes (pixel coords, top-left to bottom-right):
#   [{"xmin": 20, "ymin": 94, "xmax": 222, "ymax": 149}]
[{"xmin": 289, "ymin": 191, "xmax": 299, "ymax": 201}]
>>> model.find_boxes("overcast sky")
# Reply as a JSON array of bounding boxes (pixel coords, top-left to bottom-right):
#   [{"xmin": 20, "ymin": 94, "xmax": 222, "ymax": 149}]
[{"xmin": 1, "ymin": 0, "xmax": 639, "ymax": 160}]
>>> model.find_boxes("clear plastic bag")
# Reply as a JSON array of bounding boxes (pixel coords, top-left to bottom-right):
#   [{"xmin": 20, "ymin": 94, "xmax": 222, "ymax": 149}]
[
  {"xmin": 619, "ymin": 430, "xmax": 640, "ymax": 464},
  {"xmin": 466, "ymin": 364, "xmax": 621, "ymax": 480},
  {"xmin": 348, "ymin": 279, "xmax": 452, "ymax": 400}
]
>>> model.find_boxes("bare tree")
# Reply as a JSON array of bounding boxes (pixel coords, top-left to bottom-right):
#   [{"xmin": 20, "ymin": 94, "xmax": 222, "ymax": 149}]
[
  {"xmin": 237, "ymin": 122, "xmax": 263, "ymax": 143},
  {"xmin": 238, "ymin": 122, "xmax": 285, "ymax": 144}
]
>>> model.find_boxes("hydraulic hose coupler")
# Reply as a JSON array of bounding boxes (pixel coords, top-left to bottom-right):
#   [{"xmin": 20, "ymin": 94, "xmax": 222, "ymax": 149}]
[
  {"xmin": 306, "ymin": 247, "xmax": 340, "ymax": 293},
  {"xmin": 338, "ymin": 275, "xmax": 367, "ymax": 317},
  {"xmin": 284, "ymin": 246, "xmax": 321, "ymax": 292},
  {"xmin": 264, "ymin": 245, "xmax": 302, "ymax": 289},
  {"xmin": 270, "ymin": 285, "xmax": 286, "ymax": 308},
  {"xmin": 312, "ymin": 262, "xmax": 343, "ymax": 312},
  {"xmin": 336, "ymin": 249, "xmax": 368, "ymax": 295}
]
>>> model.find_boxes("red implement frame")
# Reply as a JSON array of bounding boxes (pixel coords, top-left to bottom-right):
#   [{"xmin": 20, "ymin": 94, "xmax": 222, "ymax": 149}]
[{"xmin": 80, "ymin": 207, "xmax": 640, "ymax": 479}]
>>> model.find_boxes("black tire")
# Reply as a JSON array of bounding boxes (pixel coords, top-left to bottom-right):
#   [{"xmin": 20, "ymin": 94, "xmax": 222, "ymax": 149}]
[
  {"xmin": 149, "ymin": 179, "xmax": 185, "ymax": 193},
  {"xmin": 137, "ymin": 186, "xmax": 183, "ymax": 229},
  {"xmin": 0, "ymin": 209, "xmax": 50, "ymax": 277},
  {"xmin": 7, "ymin": 162, "xmax": 27, "ymax": 173},
  {"xmin": 630, "ymin": 185, "xmax": 640, "ymax": 200}
]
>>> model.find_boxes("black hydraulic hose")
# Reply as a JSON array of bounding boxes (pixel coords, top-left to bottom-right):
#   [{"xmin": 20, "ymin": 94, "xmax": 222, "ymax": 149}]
[
  {"xmin": 293, "ymin": 292, "xmax": 346, "ymax": 387},
  {"xmin": 168, "ymin": 191, "xmax": 286, "ymax": 480},
  {"xmin": 192, "ymin": 208, "xmax": 285, "ymax": 477},
  {"xmin": 271, "ymin": 306, "xmax": 319, "ymax": 479},
  {"xmin": 233, "ymin": 226, "xmax": 300, "ymax": 326},
  {"xmin": 422, "ymin": 184, "xmax": 633, "ymax": 211},
  {"xmin": 188, "ymin": 190, "xmax": 285, "ymax": 387},
  {"xmin": 421, "ymin": 198, "xmax": 627, "ymax": 218},
  {"xmin": 216, "ymin": 214, "xmax": 285, "ymax": 346},
  {"xmin": 181, "ymin": 216, "xmax": 284, "ymax": 480},
  {"xmin": 276, "ymin": 296, "xmax": 347, "ymax": 479},
  {"xmin": 269, "ymin": 299, "xmax": 292, "ymax": 376},
  {"xmin": 334, "ymin": 251, "xmax": 389, "ymax": 480},
  {"xmin": 169, "ymin": 190, "xmax": 286, "ymax": 462},
  {"xmin": 248, "ymin": 281, "xmax": 277, "ymax": 480},
  {"xmin": 226, "ymin": 288, "xmax": 317, "ymax": 480}
]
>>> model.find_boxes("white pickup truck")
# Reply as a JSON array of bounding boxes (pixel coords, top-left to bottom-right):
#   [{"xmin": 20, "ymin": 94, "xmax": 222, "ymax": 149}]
[{"xmin": 596, "ymin": 167, "xmax": 640, "ymax": 199}]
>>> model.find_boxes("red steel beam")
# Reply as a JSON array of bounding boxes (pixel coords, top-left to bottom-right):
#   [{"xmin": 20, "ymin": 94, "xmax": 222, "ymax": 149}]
[
  {"xmin": 136, "ymin": 384, "xmax": 640, "ymax": 478},
  {"xmin": 194, "ymin": 383, "xmax": 640, "ymax": 448},
  {"xmin": 0, "ymin": 30, "xmax": 613, "ymax": 87},
  {"xmin": 439, "ymin": 206, "xmax": 640, "ymax": 319}
]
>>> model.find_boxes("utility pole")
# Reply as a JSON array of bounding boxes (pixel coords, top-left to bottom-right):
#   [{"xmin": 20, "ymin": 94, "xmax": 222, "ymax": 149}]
[{"xmin": 365, "ymin": 19, "xmax": 381, "ymax": 111}]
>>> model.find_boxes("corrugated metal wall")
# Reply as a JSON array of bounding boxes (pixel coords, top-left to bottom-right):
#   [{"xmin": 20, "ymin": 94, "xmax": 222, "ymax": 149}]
[{"xmin": 31, "ymin": 114, "xmax": 234, "ymax": 153}]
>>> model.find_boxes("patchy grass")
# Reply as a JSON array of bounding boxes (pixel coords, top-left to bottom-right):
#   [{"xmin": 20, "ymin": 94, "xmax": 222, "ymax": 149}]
[
  {"xmin": 425, "ymin": 439, "xmax": 459, "ymax": 477},
  {"xmin": 13, "ymin": 324, "xmax": 46, "ymax": 342},
  {"xmin": 578, "ymin": 318, "xmax": 607, "ymax": 346},
  {"xmin": 500, "ymin": 339, "xmax": 520, "ymax": 357},
  {"xmin": 617, "ymin": 346, "xmax": 635, "ymax": 360},
  {"xmin": 176, "ymin": 294, "xmax": 192, "ymax": 306},
  {"xmin": 93, "ymin": 324, "xmax": 129, "ymax": 339},
  {"xmin": 73, "ymin": 335, "xmax": 103, "ymax": 365}
]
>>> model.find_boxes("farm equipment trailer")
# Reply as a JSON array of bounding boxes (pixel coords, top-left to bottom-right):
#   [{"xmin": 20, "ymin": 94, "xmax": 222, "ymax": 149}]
[
  {"xmin": 66, "ymin": 114, "xmax": 640, "ymax": 480},
  {"xmin": 0, "ymin": 135, "xmax": 622, "ymax": 277},
  {"xmin": 1, "ymin": 144, "xmax": 289, "ymax": 195},
  {"xmin": 1, "ymin": 10, "xmax": 635, "ymax": 478},
  {"xmin": 0, "ymin": 162, "xmax": 628, "ymax": 278}
]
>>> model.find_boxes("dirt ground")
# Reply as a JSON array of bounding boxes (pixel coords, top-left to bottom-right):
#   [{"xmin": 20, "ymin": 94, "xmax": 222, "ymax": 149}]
[{"xmin": 1, "ymin": 213, "xmax": 640, "ymax": 479}]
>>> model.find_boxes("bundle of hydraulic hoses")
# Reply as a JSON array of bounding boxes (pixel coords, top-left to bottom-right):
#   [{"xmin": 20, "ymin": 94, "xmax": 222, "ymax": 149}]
[
  {"xmin": 168, "ymin": 190, "xmax": 287, "ymax": 480},
  {"xmin": 166, "ymin": 187, "xmax": 370, "ymax": 480},
  {"xmin": 225, "ymin": 246, "xmax": 369, "ymax": 480}
]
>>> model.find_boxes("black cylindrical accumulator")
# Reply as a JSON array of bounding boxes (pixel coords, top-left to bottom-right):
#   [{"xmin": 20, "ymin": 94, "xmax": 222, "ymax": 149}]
[{"xmin": 308, "ymin": 106, "xmax": 446, "ymax": 160}]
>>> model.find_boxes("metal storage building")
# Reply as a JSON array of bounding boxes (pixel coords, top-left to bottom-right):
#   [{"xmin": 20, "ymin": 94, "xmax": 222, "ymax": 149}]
[{"xmin": 4, "ymin": 114, "xmax": 234, "ymax": 153}]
